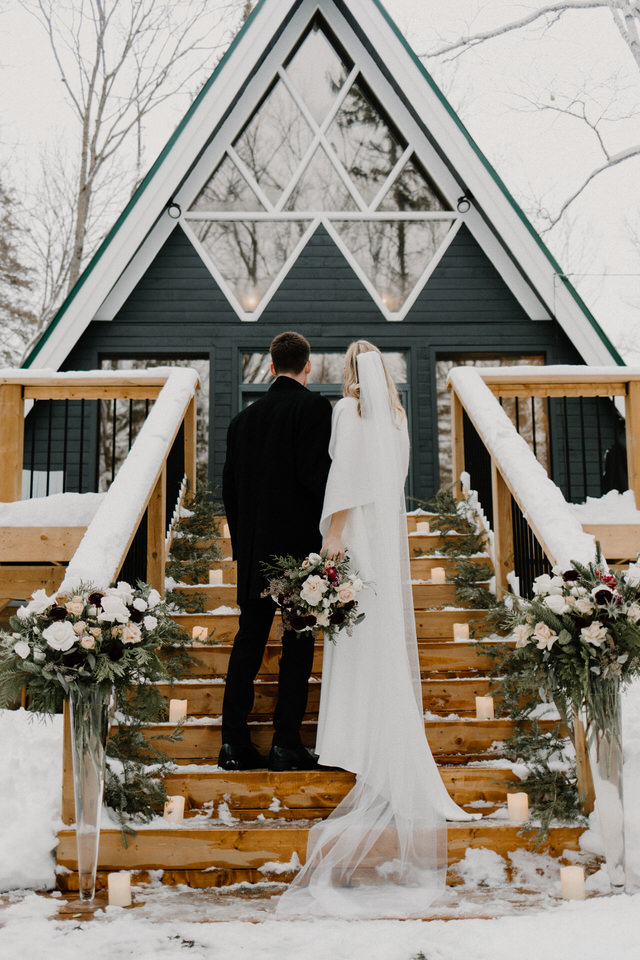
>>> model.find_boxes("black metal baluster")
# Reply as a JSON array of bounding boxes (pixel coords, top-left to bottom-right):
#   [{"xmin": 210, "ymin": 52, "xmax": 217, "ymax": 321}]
[
  {"xmin": 78, "ymin": 400, "xmax": 85, "ymax": 493},
  {"xmin": 595, "ymin": 398, "xmax": 604, "ymax": 495},
  {"xmin": 29, "ymin": 403, "xmax": 36, "ymax": 497},
  {"xmin": 62, "ymin": 399, "xmax": 69, "ymax": 493},
  {"xmin": 515, "ymin": 396, "xmax": 520, "ymax": 434},
  {"xmin": 531, "ymin": 397, "xmax": 538, "ymax": 459},
  {"xmin": 579, "ymin": 397, "xmax": 588, "ymax": 499},
  {"xmin": 45, "ymin": 402, "xmax": 53, "ymax": 495},
  {"xmin": 111, "ymin": 399, "xmax": 117, "ymax": 485},
  {"xmin": 561, "ymin": 396, "xmax": 572, "ymax": 501}
]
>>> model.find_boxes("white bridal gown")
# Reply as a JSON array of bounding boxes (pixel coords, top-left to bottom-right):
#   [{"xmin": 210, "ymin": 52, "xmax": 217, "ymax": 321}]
[{"xmin": 277, "ymin": 353, "xmax": 478, "ymax": 920}]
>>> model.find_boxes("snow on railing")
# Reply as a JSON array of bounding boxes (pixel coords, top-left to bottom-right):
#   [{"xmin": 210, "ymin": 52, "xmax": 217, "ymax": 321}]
[{"xmin": 448, "ymin": 366, "xmax": 596, "ymax": 573}]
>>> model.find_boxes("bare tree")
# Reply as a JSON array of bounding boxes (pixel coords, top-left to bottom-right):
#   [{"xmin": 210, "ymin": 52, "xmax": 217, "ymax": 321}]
[
  {"xmin": 22, "ymin": 0, "xmax": 247, "ymax": 309},
  {"xmin": 0, "ymin": 179, "xmax": 36, "ymax": 366}
]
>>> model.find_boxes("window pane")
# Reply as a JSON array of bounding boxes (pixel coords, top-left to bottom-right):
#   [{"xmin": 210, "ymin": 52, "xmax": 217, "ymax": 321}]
[
  {"xmin": 191, "ymin": 220, "xmax": 310, "ymax": 311},
  {"xmin": 233, "ymin": 80, "xmax": 314, "ymax": 204},
  {"xmin": 242, "ymin": 351, "xmax": 407, "ymax": 384},
  {"xmin": 327, "ymin": 77, "xmax": 407, "ymax": 205},
  {"xmin": 285, "ymin": 146, "xmax": 358, "ymax": 211},
  {"xmin": 285, "ymin": 22, "xmax": 350, "ymax": 125},
  {"xmin": 332, "ymin": 219, "xmax": 454, "ymax": 309},
  {"xmin": 378, "ymin": 155, "xmax": 450, "ymax": 212},
  {"xmin": 190, "ymin": 154, "xmax": 265, "ymax": 212}
]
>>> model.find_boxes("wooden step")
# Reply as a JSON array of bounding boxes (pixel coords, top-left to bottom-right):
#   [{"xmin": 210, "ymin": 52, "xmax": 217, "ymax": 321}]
[
  {"xmin": 0, "ymin": 563, "xmax": 65, "ymax": 599},
  {"xmin": 131, "ymin": 718, "xmax": 555, "ymax": 761},
  {"xmin": 198, "ymin": 530, "xmax": 474, "ymax": 559},
  {"xmin": 156, "ymin": 676, "xmax": 499, "ymax": 718}
]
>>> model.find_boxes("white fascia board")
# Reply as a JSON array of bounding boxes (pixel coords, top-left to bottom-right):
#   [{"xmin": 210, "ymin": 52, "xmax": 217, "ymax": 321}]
[
  {"xmin": 27, "ymin": 0, "xmax": 302, "ymax": 369},
  {"xmin": 338, "ymin": 0, "xmax": 618, "ymax": 365}
]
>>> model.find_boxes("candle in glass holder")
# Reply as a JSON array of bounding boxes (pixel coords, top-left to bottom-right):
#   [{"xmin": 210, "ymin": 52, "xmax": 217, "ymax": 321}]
[
  {"xmin": 560, "ymin": 865, "xmax": 586, "ymax": 900},
  {"xmin": 107, "ymin": 871, "xmax": 131, "ymax": 907},
  {"xmin": 192, "ymin": 625, "xmax": 208, "ymax": 642},
  {"xmin": 453, "ymin": 622, "xmax": 470, "ymax": 640},
  {"xmin": 507, "ymin": 792, "xmax": 529, "ymax": 823},
  {"xmin": 209, "ymin": 569, "xmax": 223, "ymax": 585},
  {"xmin": 431, "ymin": 567, "xmax": 446, "ymax": 584},
  {"xmin": 169, "ymin": 699, "xmax": 188, "ymax": 723},
  {"xmin": 475, "ymin": 696, "xmax": 495, "ymax": 720},
  {"xmin": 222, "ymin": 523, "xmax": 230, "ymax": 539},
  {"xmin": 164, "ymin": 795, "xmax": 186, "ymax": 823},
  {"xmin": 416, "ymin": 521, "xmax": 431, "ymax": 535}
]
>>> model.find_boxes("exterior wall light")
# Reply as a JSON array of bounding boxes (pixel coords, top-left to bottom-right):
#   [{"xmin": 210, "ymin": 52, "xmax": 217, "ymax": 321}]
[
  {"xmin": 456, "ymin": 195, "xmax": 473, "ymax": 214},
  {"xmin": 167, "ymin": 202, "xmax": 182, "ymax": 219}
]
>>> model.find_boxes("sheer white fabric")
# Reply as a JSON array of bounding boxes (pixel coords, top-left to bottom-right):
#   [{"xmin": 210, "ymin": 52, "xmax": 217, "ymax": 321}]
[{"xmin": 277, "ymin": 352, "xmax": 478, "ymax": 920}]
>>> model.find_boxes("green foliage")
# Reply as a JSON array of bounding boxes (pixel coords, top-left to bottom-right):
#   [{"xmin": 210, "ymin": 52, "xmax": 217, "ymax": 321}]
[{"xmin": 165, "ymin": 483, "xmax": 222, "ymax": 585}]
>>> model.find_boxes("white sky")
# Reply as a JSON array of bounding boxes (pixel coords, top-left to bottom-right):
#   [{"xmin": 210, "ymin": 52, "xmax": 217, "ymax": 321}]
[{"xmin": 1, "ymin": 0, "xmax": 639, "ymax": 357}]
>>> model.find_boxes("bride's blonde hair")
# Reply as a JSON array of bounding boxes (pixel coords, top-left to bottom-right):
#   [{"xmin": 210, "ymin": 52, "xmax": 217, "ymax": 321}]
[{"xmin": 343, "ymin": 340, "xmax": 405, "ymax": 420}]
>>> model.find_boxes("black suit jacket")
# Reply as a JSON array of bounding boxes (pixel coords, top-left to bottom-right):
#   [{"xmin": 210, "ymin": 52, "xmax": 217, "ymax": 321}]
[{"xmin": 222, "ymin": 377, "xmax": 333, "ymax": 604}]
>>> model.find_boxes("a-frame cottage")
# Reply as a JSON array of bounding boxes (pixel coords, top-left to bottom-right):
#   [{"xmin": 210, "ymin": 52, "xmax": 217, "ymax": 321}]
[{"xmin": 22, "ymin": 0, "xmax": 623, "ymax": 505}]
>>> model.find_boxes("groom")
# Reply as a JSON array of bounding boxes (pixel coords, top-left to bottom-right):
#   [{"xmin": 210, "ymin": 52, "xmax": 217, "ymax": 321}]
[{"xmin": 219, "ymin": 331, "xmax": 333, "ymax": 771}]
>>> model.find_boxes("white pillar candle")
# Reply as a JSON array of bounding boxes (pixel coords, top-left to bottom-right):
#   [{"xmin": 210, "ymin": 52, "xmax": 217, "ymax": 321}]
[
  {"xmin": 222, "ymin": 523, "xmax": 230, "ymax": 539},
  {"xmin": 163, "ymin": 795, "xmax": 186, "ymax": 823},
  {"xmin": 191, "ymin": 625, "xmax": 208, "ymax": 641},
  {"xmin": 431, "ymin": 567, "xmax": 446, "ymax": 584},
  {"xmin": 453, "ymin": 622, "xmax": 470, "ymax": 640},
  {"xmin": 507, "ymin": 792, "xmax": 529, "ymax": 824},
  {"xmin": 107, "ymin": 871, "xmax": 131, "ymax": 907},
  {"xmin": 209, "ymin": 569, "xmax": 223, "ymax": 585},
  {"xmin": 475, "ymin": 696, "xmax": 495, "ymax": 720},
  {"xmin": 560, "ymin": 865, "xmax": 586, "ymax": 900},
  {"xmin": 416, "ymin": 521, "xmax": 431, "ymax": 535},
  {"xmin": 168, "ymin": 699, "xmax": 188, "ymax": 723}
]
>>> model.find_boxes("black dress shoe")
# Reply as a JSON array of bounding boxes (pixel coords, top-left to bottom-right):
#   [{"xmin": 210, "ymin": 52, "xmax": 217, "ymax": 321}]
[
  {"xmin": 269, "ymin": 744, "xmax": 319, "ymax": 771},
  {"xmin": 218, "ymin": 742, "xmax": 266, "ymax": 771}
]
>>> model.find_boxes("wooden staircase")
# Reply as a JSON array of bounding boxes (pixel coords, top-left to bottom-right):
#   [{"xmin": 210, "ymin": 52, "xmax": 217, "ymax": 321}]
[{"xmin": 56, "ymin": 514, "xmax": 585, "ymax": 893}]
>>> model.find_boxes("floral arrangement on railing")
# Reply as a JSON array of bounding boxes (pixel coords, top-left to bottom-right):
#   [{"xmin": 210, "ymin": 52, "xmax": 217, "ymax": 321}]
[{"xmin": 262, "ymin": 551, "xmax": 365, "ymax": 644}]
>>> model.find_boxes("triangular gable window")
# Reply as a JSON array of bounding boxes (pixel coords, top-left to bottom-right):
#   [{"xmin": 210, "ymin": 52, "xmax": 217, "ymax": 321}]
[
  {"xmin": 285, "ymin": 146, "xmax": 358, "ymax": 211},
  {"xmin": 377, "ymin": 154, "xmax": 450, "ymax": 213},
  {"xmin": 285, "ymin": 19, "xmax": 352, "ymax": 126},
  {"xmin": 190, "ymin": 154, "xmax": 266, "ymax": 212}
]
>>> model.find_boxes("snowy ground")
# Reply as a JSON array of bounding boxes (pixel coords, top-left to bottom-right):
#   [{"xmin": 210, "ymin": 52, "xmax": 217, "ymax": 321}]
[{"xmin": 1, "ymin": 686, "xmax": 640, "ymax": 958}]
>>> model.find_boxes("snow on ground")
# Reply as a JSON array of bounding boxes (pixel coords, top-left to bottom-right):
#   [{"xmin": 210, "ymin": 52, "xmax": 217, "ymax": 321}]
[
  {"xmin": 0, "ymin": 492, "xmax": 104, "ymax": 526},
  {"xmin": 569, "ymin": 489, "xmax": 640, "ymax": 525}
]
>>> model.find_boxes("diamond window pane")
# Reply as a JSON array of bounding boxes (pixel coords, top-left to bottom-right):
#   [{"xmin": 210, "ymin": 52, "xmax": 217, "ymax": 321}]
[
  {"xmin": 190, "ymin": 154, "xmax": 265, "ymax": 212},
  {"xmin": 328, "ymin": 78, "xmax": 407, "ymax": 205},
  {"xmin": 191, "ymin": 219, "xmax": 310, "ymax": 312},
  {"xmin": 242, "ymin": 351, "xmax": 406, "ymax": 384},
  {"xmin": 378, "ymin": 155, "xmax": 450, "ymax": 212},
  {"xmin": 285, "ymin": 23, "xmax": 350, "ymax": 125},
  {"xmin": 233, "ymin": 81, "xmax": 314, "ymax": 204},
  {"xmin": 332, "ymin": 219, "xmax": 454, "ymax": 310},
  {"xmin": 285, "ymin": 146, "xmax": 358, "ymax": 211}
]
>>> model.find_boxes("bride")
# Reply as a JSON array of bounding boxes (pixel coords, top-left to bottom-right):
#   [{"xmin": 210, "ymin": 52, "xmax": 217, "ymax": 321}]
[{"xmin": 277, "ymin": 340, "xmax": 479, "ymax": 919}]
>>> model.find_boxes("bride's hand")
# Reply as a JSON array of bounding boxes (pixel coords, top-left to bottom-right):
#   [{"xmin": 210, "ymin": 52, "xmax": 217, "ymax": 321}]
[{"xmin": 323, "ymin": 533, "xmax": 345, "ymax": 560}]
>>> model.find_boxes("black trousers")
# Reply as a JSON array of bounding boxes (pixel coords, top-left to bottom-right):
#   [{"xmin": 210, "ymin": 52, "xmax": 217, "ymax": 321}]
[{"xmin": 221, "ymin": 596, "xmax": 315, "ymax": 749}]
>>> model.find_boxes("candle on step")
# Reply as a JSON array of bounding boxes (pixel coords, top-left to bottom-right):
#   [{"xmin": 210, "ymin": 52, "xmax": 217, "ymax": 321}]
[
  {"xmin": 107, "ymin": 871, "xmax": 131, "ymax": 907},
  {"xmin": 209, "ymin": 569, "xmax": 223, "ymax": 585},
  {"xmin": 222, "ymin": 523, "xmax": 230, "ymax": 539},
  {"xmin": 507, "ymin": 792, "xmax": 529, "ymax": 824},
  {"xmin": 453, "ymin": 622, "xmax": 470, "ymax": 640},
  {"xmin": 431, "ymin": 566, "xmax": 446, "ymax": 584},
  {"xmin": 168, "ymin": 699, "xmax": 188, "ymax": 724},
  {"xmin": 164, "ymin": 795, "xmax": 186, "ymax": 823},
  {"xmin": 560, "ymin": 865, "xmax": 586, "ymax": 900},
  {"xmin": 416, "ymin": 520, "xmax": 430, "ymax": 534},
  {"xmin": 475, "ymin": 696, "xmax": 495, "ymax": 720},
  {"xmin": 191, "ymin": 625, "xmax": 208, "ymax": 642}
]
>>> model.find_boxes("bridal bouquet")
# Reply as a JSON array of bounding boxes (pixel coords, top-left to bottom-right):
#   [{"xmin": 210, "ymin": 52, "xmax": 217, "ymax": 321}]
[
  {"xmin": 262, "ymin": 551, "xmax": 365, "ymax": 643},
  {"xmin": 0, "ymin": 581, "xmax": 179, "ymax": 710}
]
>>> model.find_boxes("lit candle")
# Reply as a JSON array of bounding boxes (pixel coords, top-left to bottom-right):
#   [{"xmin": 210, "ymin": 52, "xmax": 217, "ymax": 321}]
[
  {"xmin": 209, "ymin": 569, "xmax": 223, "ymax": 585},
  {"xmin": 169, "ymin": 699, "xmax": 188, "ymax": 723},
  {"xmin": 431, "ymin": 567, "xmax": 446, "ymax": 584},
  {"xmin": 453, "ymin": 622, "xmax": 470, "ymax": 640},
  {"xmin": 507, "ymin": 792, "xmax": 529, "ymax": 823},
  {"xmin": 107, "ymin": 871, "xmax": 132, "ymax": 907},
  {"xmin": 416, "ymin": 521, "xmax": 430, "ymax": 535},
  {"xmin": 475, "ymin": 696, "xmax": 495, "ymax": 720},
  {"xmin": 560, "ymin": 865, "xmax": 586, "ymax": 900},
  {"xmin": 191, "ymin": 625, "xmax": 208, "ymax": 642},
  {"xmin": 222, "ymin": 523, "xmax": 230, "ymax": 539},
  {"xmin": 163, "ymin": 795, "xmax": 186, "ymax": 823}
]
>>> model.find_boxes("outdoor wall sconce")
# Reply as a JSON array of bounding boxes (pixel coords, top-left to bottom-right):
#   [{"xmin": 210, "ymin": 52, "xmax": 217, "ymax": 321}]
[
  {"xmin": 167, "ymin": 202, "xmax": 182, "ymax": 219},
  {"xmin": 456, "ymin": 195, "xmax": 473, "ymax": 213}
]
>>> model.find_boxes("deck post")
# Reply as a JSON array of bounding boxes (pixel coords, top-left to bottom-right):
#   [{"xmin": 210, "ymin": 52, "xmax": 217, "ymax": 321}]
[
  {"xmin": 147, "ymin": 464, "xmax": 167, "ymax": 596},
  {"xmin": 491, "ymin": 459, "xmax": 514, "ymax": 595},
  {"xmin": 0, "ymin": 384, "xmax": 24, "ymax": 501},
  {"xmin": 451, "ymin": 390, "xmax": 465, "ymax": 498},
  {"xmin": 184, "ymin": 395, "xmax": 197, "ymax": 494},
  {"xmin": 574, "ymin": 717, "xmax": 595, "ymax": 814},
  {"xmin": 625, "ymin": 381, "xmax": 640, "ymax": 507}
]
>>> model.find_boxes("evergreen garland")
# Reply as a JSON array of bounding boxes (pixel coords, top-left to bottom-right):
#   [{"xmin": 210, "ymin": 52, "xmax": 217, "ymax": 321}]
[{"xmin": 165, "ymin": 484, "xmax": 223, "ymax": 613}]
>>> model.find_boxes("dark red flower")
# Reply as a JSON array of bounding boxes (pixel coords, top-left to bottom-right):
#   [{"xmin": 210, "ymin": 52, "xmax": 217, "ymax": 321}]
[
  {"xmin": 326, "ymin": 566, "xmax": 339, "ymax": 584},
  {"xmin": 329, "ymin": 609, "xmax": 346, "ymax": 626},
  {"xmin": 593, "ymin": 587, "xmax": 614, "ymax": 606},
  {"xmin": 49, "ymin": 605, "xmax": 68, "ymax": 621},
  {"xmin": 128, "ymin": 607, "xmax": 143, "ymax": 623},
  {"xmin": 88, "ymin": 592, "xmax": 105, "ymax": 607},
  {"xmin": 596, "ymin": 572, "xmax": 617, "ymax": 588},
  {"xmin": 563, "ymin": 569, "xmax": 580, "ymax": 582}
]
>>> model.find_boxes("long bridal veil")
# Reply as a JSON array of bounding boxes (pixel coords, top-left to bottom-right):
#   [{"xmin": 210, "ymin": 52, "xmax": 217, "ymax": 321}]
[{"xmin": 276, "ymin": 352, "xmax": 476, "ymax": 920}]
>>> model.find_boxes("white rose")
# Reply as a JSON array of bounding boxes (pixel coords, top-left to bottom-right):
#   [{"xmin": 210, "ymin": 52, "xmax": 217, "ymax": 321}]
[
  {"xmin": 121, "ymin": 623, "xmax": 142, "ymax": 645},
  {"xmin": 13, "ymin": 640, "xmax": 31, "ymax": 660},
  {"xmin": 573, "ymin": 598, "xmax": 594, "ymax": 616},
  {"xmin": 544, "ymin": 594, "xmax": 569, "ymax": 615},
  {"xmin": 133, "ymin": 597, "xmax": 147, "ymax": 612},
  {"xmin": 143, "ymin": 615, "xmax": 158, "ymax": 631},
  {"xmin": 98, "ymin": 595, "xmax": 131, "ymax": 623},
  {"xmin": 16, "ymin": 606, "xmax": 29, "ymax": 620},
  {"xmin": 532, "ymin": 574, "xmax": 564, "ymax": 597},
  {"xmin": 33, "ymin": 649, "xmax": 46, "ymax": 662},
  {"xmin": 300, "ymin": 575, "xmax": 328, "ymax": 606},
  {"xmin": 625, "ymin": 563, "xmax": 640, "ymax": 587},
  {"xmin": 353, "ymin": 578, "xmax": 363, "ymax": 592},
  {"xmin": 532, "ymin": 622, "xmax": 558, "ymax": 651},
  {"xmin": 147, "ymin": 589, "xmax": 162, "ymax": 609},
  {"xmin": 307, "ymin": 553, "xmax": 322, "ymax": 564},
  {"xmin": 65, "ymin": 597, "xmax": 85, "ymax": 617},
  {"xmin": 25, "ymin": 589, "xmax": 56, "ymax": 615},
  {"xmin": 580, "ymin": 621, "xmax": 609, "ymax": 647},
  {"xmin": 337, "ymin": 582, "xmax": 356, "ymax": 604},
  {"xmin": 73, "ymin": 620, "xmax": 87, "ymax": 635},
  {"xmin": 512, "ymin": 623, "xmax": 533, "ymax": 648},
  {"xmin": 42, "ymin": 621, "xmax": 77, "ymax": 652},
  {"xmin": 627, "ymin": 602, "xmax": 640, "ymax": 622},
  {"xmin": 111, "ymin": 581, "xmax": 134, "ymax": 604},
  {"xmin": 316, "ymin": 612, "xmax": 330, "ymax": 627}
]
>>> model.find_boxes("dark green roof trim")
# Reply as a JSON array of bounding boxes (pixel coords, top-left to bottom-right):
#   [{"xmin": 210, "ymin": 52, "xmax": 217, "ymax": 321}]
[
  {"xmin": 368, "ymin": 0, "xmax": 623, "ymax": 366},
  {"xmin": 24, "ymin": 0, "xmax": 273, "ymax": 367}
]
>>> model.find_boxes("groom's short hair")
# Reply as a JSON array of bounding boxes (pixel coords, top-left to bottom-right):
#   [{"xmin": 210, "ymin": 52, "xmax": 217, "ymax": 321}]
[{"xmin": 270, "ymin": 331, "xmax": 311, "ymax": 375}]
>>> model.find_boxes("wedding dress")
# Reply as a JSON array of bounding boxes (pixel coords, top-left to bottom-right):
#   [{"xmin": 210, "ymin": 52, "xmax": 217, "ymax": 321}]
[{"xmin": 276, "ymin": 352, "xmax": 478, "ymax": 920}]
